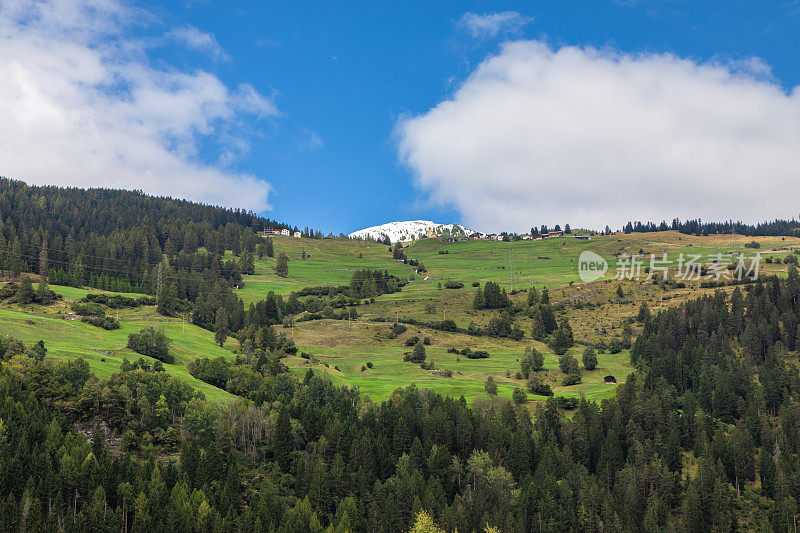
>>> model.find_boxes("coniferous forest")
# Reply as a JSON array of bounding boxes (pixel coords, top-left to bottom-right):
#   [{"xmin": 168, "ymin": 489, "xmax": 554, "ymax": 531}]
[
  {"xmin": 3, "ymin": 269, "xmax": 800, "ymax": 530},
  {"xmin": 4, "ymin": 179, "xmax": 800, "ymax": 531}
]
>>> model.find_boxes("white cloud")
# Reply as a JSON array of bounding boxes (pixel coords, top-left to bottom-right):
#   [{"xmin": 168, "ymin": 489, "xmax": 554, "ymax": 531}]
[
  {"xmin": 458, "ymin": 11, "xmax": 534, "ymax": 40},
  {"xmin": 397, "ymin": 41, "xmax": 800, "ymax": 232},
  {"xmin": 167, "ymin": 26, "xmax": 227, "ymax": 61},
  {"xmin": 297, "ymin": 128, "xmax": 324, "ymax": 152},
  {"xmin": 0, "ymin": 0, "xmax": 275, "ymax": 212}
]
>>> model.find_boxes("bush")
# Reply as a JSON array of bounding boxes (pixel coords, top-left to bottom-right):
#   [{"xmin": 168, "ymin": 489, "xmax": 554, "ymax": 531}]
[
  {"xmin": 512, "ymin": 387, "xmax": 527, "ymax": 404},
  {"xmin": 462, "ymin": 348, "xmax": 490, "ymax": 359},
  {"xmin": 404, "ymin": 336, "xmax": 421, "ymax": 347},
  {"xmin": 127, "ymin": 327, "xmax": 173, "ymax": 363},
  {"xmin": 391, "ymin": 323, "xmax": 407, "ymax": 336},
  {"xmin": 608, "ymin": 338, "xmax": 623, "ymax": 354},
  {"xmin": 557, "ymin": 396, "xmax": 579, "ymax": 410},
  {"xmin": 562, "ymin": 373, "xmax": 582, "ymax": 386},
  {"xmin": 423, "ymin": 336, "xmax": 432, "ymax": 345},
  {"xmin": 81, "ymin": 316, "xmax": 120, "ymax": 330},
  {"xmin": 472, "ymin": 281, "xmax": 480, "ymax": 287},
  {"xmin": 436, "ymin": 319, "xmax": 458, "ymax": 332},
  {"xmin": 366, "ymin": 361, "xmax": 373, "ymax": 369},
  {"xmin": 526, "ymin": 375, "xmax": 553, "ymax": 396},
  {"xmin": 444, "ymin": 281, "xmax": 464, "ymax": 289}
]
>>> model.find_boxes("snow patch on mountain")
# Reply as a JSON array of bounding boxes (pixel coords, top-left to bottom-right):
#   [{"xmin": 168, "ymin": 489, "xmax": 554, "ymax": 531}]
[{"xmin": 348, "ymin": 220, "xmax": 476, "ymax": 243}]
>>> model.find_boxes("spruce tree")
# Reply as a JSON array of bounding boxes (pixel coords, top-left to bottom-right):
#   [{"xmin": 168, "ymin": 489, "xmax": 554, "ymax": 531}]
[{"xmin": 214, "ymin": 308, "xmax": 229, "ymax": 348}]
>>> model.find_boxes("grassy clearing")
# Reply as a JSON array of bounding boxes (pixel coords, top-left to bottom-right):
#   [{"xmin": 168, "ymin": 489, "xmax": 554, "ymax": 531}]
[
  {"xmin": 283, "ymin": 319, "xmax": 631, "ymax": 405},
  {"xmin": 234, "ymin": 236, "xmax": 415, "ymax": 302},
  {"xmin": 0, "ymin": 305, "xmax": 238, "ymax": 403}
]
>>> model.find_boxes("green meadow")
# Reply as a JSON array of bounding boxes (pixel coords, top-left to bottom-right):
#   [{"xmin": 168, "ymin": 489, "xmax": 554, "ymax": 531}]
[
  {"xmin": 234, "ymin": 236, "xmax": 415, "ymax": 302},
  {"xmin": 283, "ymin": 319, "xmax": 632, "ymax": 404},
  {"xmin": 0, "ymin": 305, "xmax": 237, "ymax": 403},
  {"xmin": 2, "ymin": 230, "xmax": 796, "ymax": 406}
]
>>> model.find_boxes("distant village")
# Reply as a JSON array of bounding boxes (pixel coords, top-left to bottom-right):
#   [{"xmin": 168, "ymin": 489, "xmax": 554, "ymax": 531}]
[
  {"xmin": 425, "ymin": 226, "xmax": 591, "ymax": 243},
  {"xmin": 263, "ymin": 224, "xmax": 593, "ymax": 243}
]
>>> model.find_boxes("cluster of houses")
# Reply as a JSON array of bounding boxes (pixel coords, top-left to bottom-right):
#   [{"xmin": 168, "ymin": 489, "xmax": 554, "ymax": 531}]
[
  {"xmin": 264, "ymin": 228, "xmax": 303, "ymax": 238},
  {"xmin": 465, "ymin": 230, "xmax": 572, "ymax": 241}
]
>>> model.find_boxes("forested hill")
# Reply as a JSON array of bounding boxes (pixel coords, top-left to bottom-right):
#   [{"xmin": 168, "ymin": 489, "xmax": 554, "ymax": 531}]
[
  {"xmin": 0, "ymin": 178, "xmax": 292, "ymax": 292},
  {"xmin": 3, "ymin": 272, "xmax": 800, "ymax": 531}
]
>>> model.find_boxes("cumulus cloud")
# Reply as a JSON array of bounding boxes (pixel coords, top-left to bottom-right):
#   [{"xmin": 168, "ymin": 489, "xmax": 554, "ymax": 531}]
[
  {"xmin": 0, "ymin": 0, "xmax": 275, "ymax": 212},
  {"xmin": 397, "ymin": 41, "xmax": 800, "ymax": 232},
  {"xmin": 458, "ymin": 11, "xmax": 534, "ymax": 40}
]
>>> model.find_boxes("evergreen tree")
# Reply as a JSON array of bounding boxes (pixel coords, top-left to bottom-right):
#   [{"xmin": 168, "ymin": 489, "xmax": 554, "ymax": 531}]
[
  {"xmin": 275, "ymin": 253, "xmax": 289, "ymax": 277},
  {"xmin": 410, "ymin": 341, "xmax": 426, "ymax": 363},
  {"xmin": 582, "ymin": 346, "xmax": 597, "ymax": 370},
  {"xmin": 214, "ymin": 308, "xmax": 229, "ymax": 348},
  {"xmin": 16, "ymin": 276, "xmax": 34, "ymax": 305},
  {"xmin": 484, "ymin": 377, "xmax": 498, "ymax": 396}
]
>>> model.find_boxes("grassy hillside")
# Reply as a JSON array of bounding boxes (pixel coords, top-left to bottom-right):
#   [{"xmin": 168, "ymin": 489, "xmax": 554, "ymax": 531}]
[
  {"xmin": 283, "ymin": 319, "xmax": 631, "ymax": 404},
  {"xmin": 0, "ymin": 285, "xmax": 238, "ymax": 402},
  {"xmin": 4, "ymin": 230, "xmax": 798, "ymax": 406},
  {"xmin": 234, "ymin": 236, "xmax": 416, "ymax": 302},
  {"xmin": 236, "ymin": 231, "xmax": 799, "ymax": 303}
]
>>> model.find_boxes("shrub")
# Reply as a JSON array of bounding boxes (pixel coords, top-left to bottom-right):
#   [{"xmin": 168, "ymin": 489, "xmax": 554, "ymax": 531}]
[
  {"xmin": 472, "ymin": 281, "xmax": 480, "ymax": 287},
  {"xmin": 512, "ymin": 387, "xmax": 527, "ymax": 404},
  {"xmin": 366, "ymin": 361, "xmax": 373, "ymax": 368},
  {"xmin": 444, "ymin": 281, "xmax": 464, "ymax": 289},
  {"xmin": 462, "ymin": 348, "xmax": 490, "ymax": 359},
  {"xmin": 127, "ymin": 327, "xmax": 173, "ymax": 363},
  {"xmin": 81, "ymin": 316, "xmax": 120, "ymax": 330},
  {"xmin": 562, "ymin": 373, "xmax": 582, "ymax": 386},
  {"xmin": 557, "ymin": 396, "xmax": 579, "ymax": 410},
  {"xmin": 391, "ymin": 323, "xmax": 407, "ymax": 336},
  {"xmin": 423, "ymin": 337, "xmax": 432, "ymax": 345},
  {"xmin": 484, "ymin": 376, "xmax": 498, "ymax": 396},
  {"xmin": 526, "ymin": 375, "xmax": 553, "ymax": 396},
  {"xmin": 405, "ymin": 336, "xmax": 421, "ymax": 347}
]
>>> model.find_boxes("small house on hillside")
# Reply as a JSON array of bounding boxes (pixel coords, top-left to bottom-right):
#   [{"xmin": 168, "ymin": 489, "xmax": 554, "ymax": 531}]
[
  {"xmin": 469, "ymin": 233, "xmax": 483, "ymax": 240},
  {"xmin": 573, "ymin": 235, "xmax": 590, "ymax": 240},
  {"xmin": 293, "ymin": 231, "xmax": 302, "ymax": 238},
  {"xmin": 280, "ymin": 229, "xmax": 291, "ymax": 237},
  {"xmin": 547, "ymin": 231, "xmax": 564, "ymax": 238},
  {"xmin": 426, "ymin": 227, "xmax": 438, "ymax": 239},
  {"xmin": 264, "ymin": 228, "xmax": 281, "ymax": 236}
]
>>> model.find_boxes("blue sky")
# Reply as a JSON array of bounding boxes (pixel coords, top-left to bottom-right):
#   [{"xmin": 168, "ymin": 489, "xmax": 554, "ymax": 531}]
[{"xmin": 2, "ymin": 1, "xmax": 799, "ymax": 233}]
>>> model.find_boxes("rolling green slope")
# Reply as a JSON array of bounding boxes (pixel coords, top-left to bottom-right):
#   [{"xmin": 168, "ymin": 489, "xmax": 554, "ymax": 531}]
[{"xmin": 0, "ymin": 306, "xmax": 237, "ymax": 403}]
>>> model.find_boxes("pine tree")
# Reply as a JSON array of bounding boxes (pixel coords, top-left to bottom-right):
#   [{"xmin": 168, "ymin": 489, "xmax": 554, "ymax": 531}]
[
  {"xmin": 472, "ymin": 287, "xmax": 485, "ymax": 310},
  {"xmin": 275, "ymin": 253, "xmax": 289, "ymax": 277},
  {"xmin": 214, "ymin": 308, "xmax": 229, "ymax": 348},
  {"xmin": 16, "ymin": 276, "xmax": 34, "ymax": 305},
  {"xmin": 582, "ymin": 346, "xmax": 597, "ymax": 370},
  {"xmin": 410, "ymin": 341, "xmax": 426, "ymax": 363},
  {"xmin": 484, "ymin": 377, "xmax": 498, "ymax": 396},
  {"xmin": 38, "ymin": 241, "xmax": 48, "ymax": 280}
]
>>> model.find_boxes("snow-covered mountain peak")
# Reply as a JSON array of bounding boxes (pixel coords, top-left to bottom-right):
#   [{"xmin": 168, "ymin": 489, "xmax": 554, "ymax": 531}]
[{"xmin": 348, "ymin": 220, "xmax": 475, "ymax": 243}]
